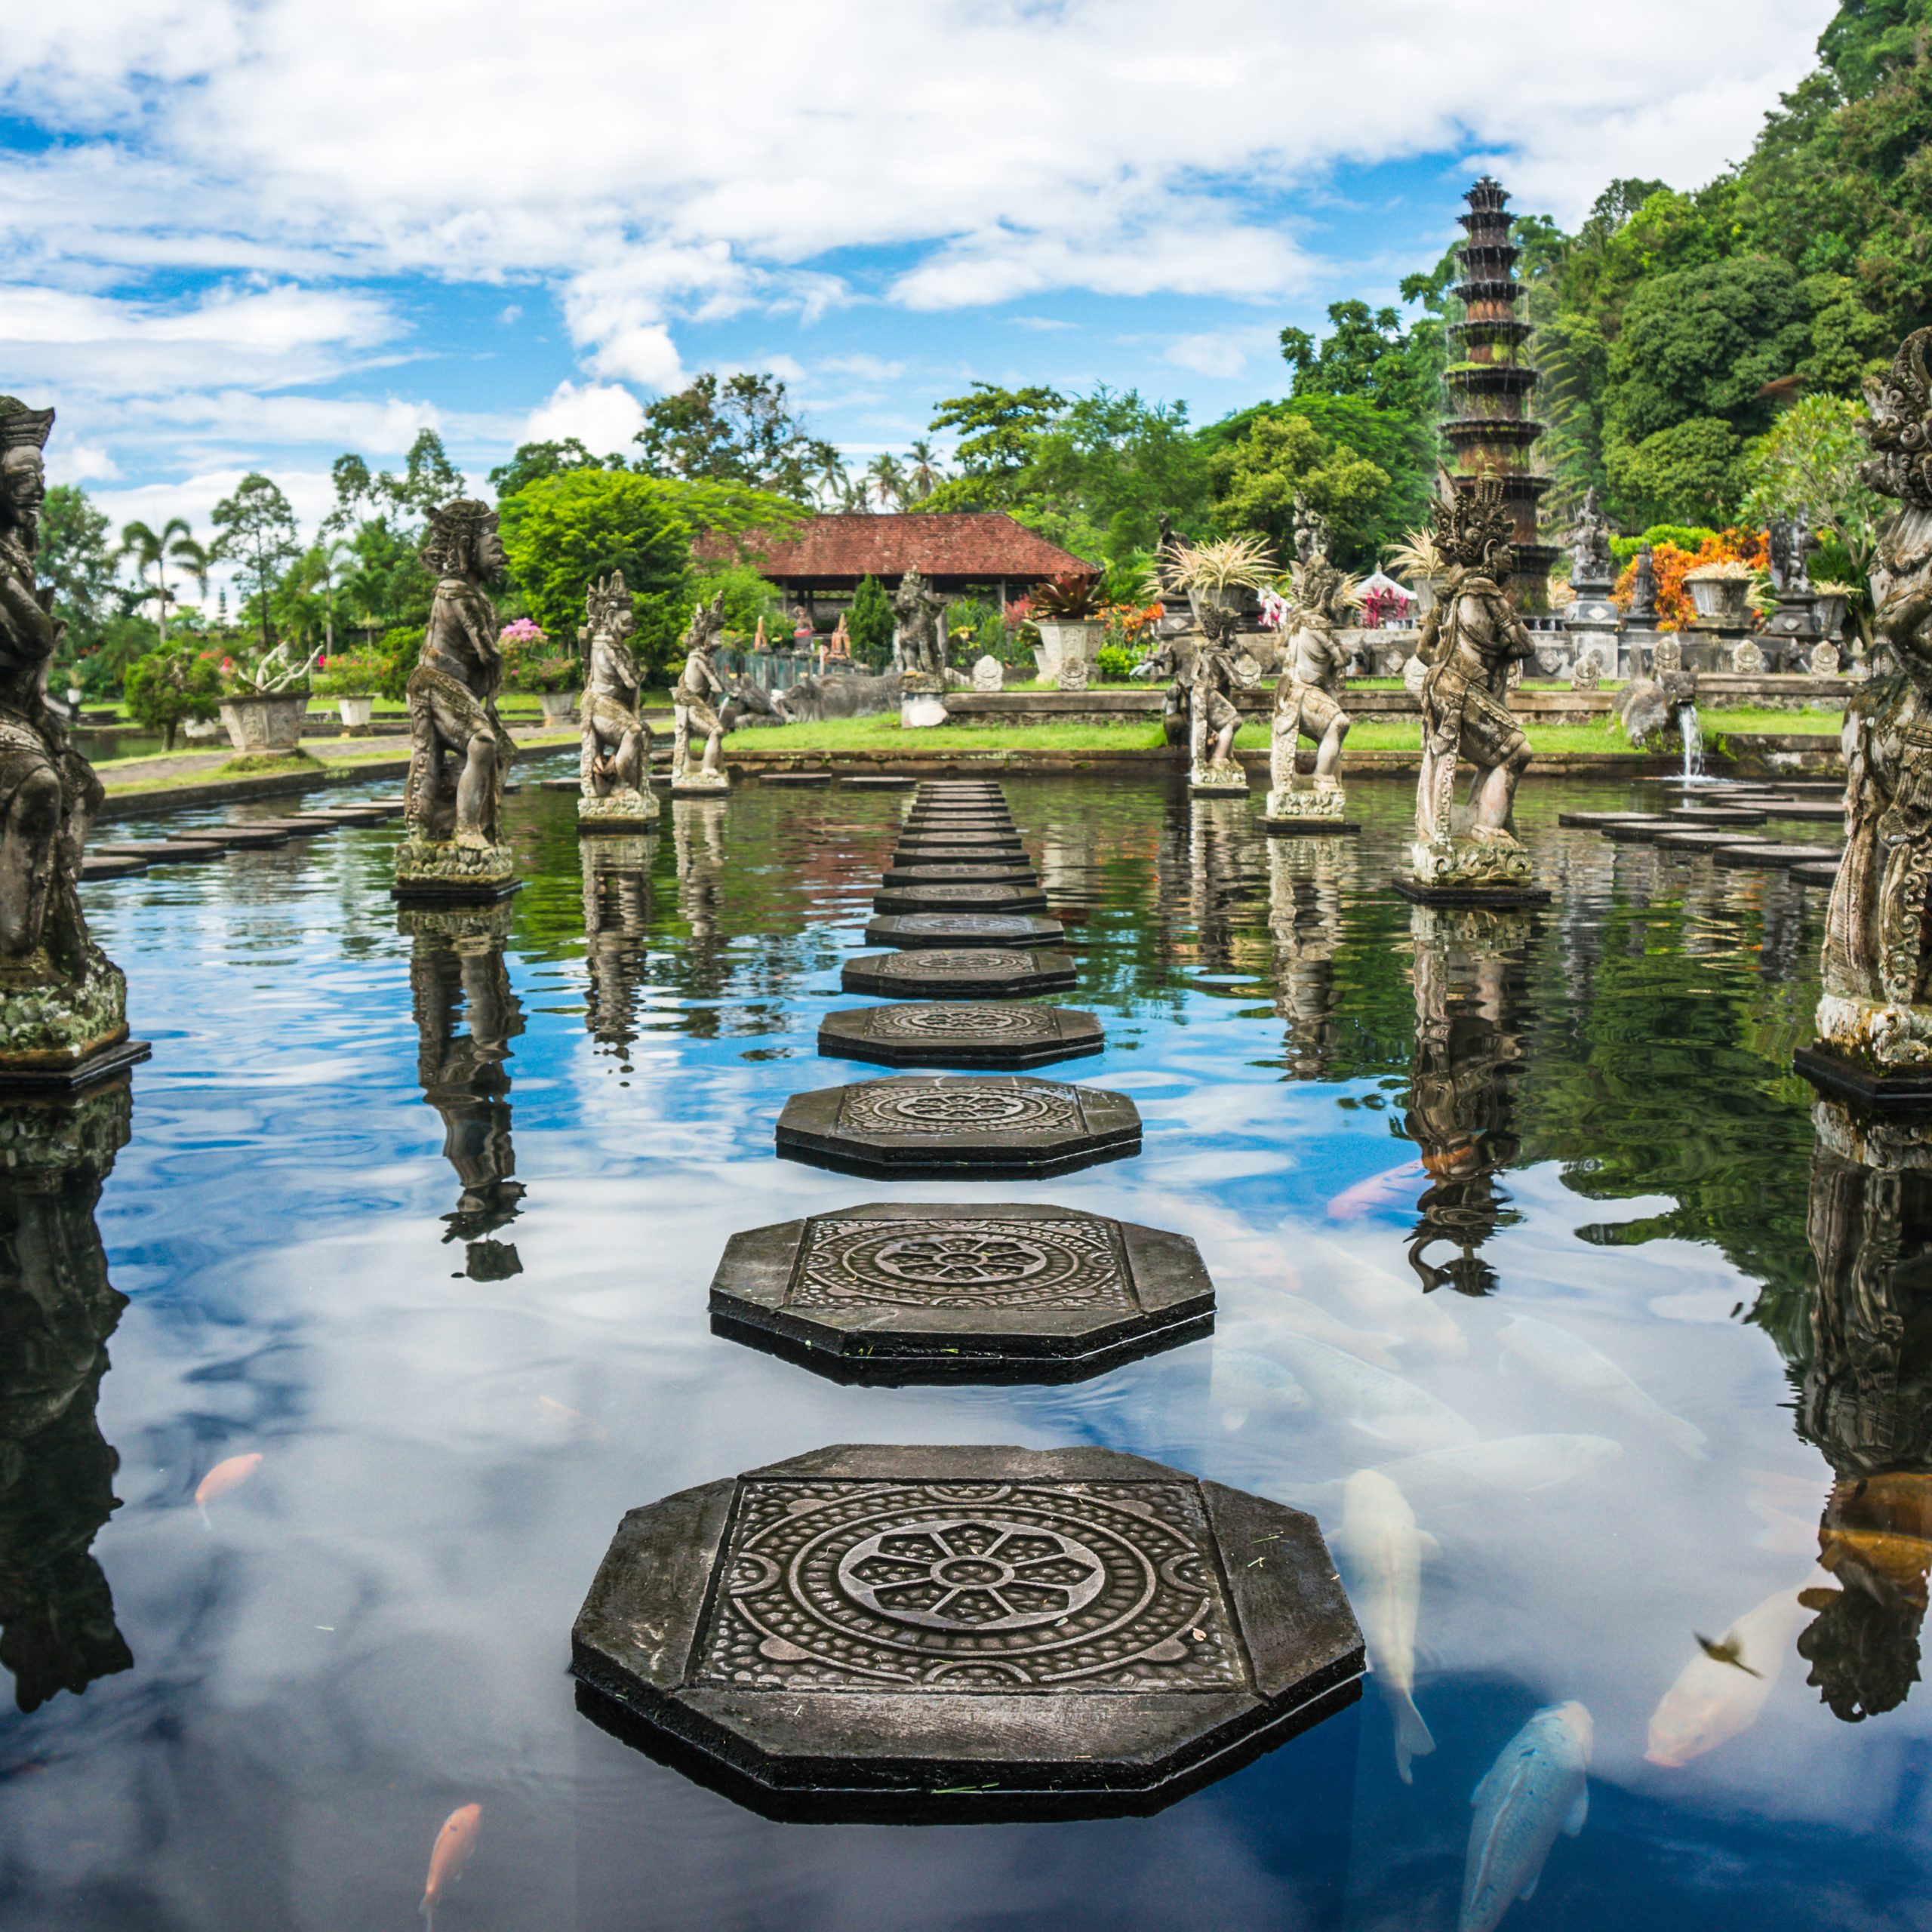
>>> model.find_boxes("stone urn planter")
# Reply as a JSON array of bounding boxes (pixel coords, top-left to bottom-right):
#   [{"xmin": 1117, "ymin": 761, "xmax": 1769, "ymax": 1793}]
[
  {"xmin": 1032, "ymin": 620, "xmax": 1101, "ymax": 682},
  {"xmin": 217, "ymin": 691, "xmax": 307, "ymax": 753},
  {"xmin": 1811, "ymin": 591, "xmax": 1849, "ymax": 641},
  {"xmin": 540, "ymin": 691, "xmax": 580, "ymax": 724},
  {"xmin": 334, "ymin": 693, "xmax": 375, "ymax": 731},
  {"xmin": 1685, "ymin": 573, "xmax": 1752, "ymax": 627}
]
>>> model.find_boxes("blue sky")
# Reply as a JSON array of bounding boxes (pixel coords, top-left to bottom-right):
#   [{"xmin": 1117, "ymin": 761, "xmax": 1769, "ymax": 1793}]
[{"xmin": 2, "ymin": 0, "xmax": 1836, "ymax": 552}]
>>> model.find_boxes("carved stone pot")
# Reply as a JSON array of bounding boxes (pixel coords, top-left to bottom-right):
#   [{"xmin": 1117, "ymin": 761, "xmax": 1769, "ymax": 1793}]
[
  {"xmin": 1032, "ymin": 620, "xmax": 1101, "ymax": 683},
  {"xmin": 540, "ymin": 691, "xmax": 580, "ymax": 724},
  {"xmin": 217, "ymin": 692, "xmax": 307, "ymax": 753},
  {"xmin": 1813, "ymin": 592, "xmax": 1849, "ymax": 641},
  {"xmin": 1685, "ymin": 575, "xmax": 1752, "ymax": 627},
  {"xmin": 334, "ymin": 694, "xmax": 375, "ymax": 731}
]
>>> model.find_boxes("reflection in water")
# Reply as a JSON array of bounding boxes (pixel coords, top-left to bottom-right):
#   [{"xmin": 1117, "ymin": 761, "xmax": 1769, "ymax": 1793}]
[
  {"xmin": 1266, "ymin": 836, "xmax": 1352, "ymax": 1078},
  {"xmin": 1795, "ymin": 1101, "xmax": 1932, "ymax": 1719},
  {"xmin": 1403, "ymin": 905, "xmax": 1531, "ymax": 1295},
  {"xmin": 0, "ymin": 1077, "xmax": 133, "ymax": 1711},
  {"xmin": 672, "ymin": 799, "xmax": 729, "ymax": 1017},
  {"xmin": 402, "ymin": 903, "xmax": 525, "ymax": 1281},
  {"xmin": 582, "ymin": 835, "xmax": 656, "ymax": 1066}
]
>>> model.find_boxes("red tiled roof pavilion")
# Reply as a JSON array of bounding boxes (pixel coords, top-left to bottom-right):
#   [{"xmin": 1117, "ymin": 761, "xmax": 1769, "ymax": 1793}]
[{"xmin": 736, "ymin": 512, "xmax": 1097, "ymax": 598}]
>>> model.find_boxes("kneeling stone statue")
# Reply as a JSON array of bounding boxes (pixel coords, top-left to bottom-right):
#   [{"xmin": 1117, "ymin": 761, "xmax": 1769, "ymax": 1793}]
[
  {"xmin": 578, "ymin": 571, "xmax": 657, "ymax": 830},
  {"xmin": 0, "ymin": 395, "xmax": 146, "ymax": 1083},
  {"xmin": 1266, "ymin": 549, "xmax": 1361, "ymax": 820}
]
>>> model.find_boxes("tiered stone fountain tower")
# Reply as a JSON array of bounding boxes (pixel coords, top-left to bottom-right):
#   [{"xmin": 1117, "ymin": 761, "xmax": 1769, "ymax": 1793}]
[{"xmin": 1443, "ymin": 176, "xmax": 1557, "ymax": 615}]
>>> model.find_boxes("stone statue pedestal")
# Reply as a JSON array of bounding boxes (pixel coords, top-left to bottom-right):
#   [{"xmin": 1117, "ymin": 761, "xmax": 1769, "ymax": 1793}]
[
  {"xmin": 669, "ymin": 766, "xmax": 731, "ymax": 798},
  {"xmin": 578, "ymin": 788, "xmax": 659, "ymax": 832},
  {"xmin": 392, "ymin": 835, "xmax": 521, "ymax": 903},
  {"xmin": 1394, "ymin": 833, "xmax": 1549, "ymax": 909},
  {"xmin": 900, "ymin": 674, "xmax": 948, "ymax": 729},
  {"xmin": 1564, "ymin": 576, "xmax": 1620, "ymax": 678},
  {"xmin": 1188, "ymin": 760, "xmax": 1247, "ymax": 797},
  {"xmin": 1764, "ymin": 592, "xmax": 1823, "ymax": 670},
  {"xmin": 0, "ymin": 948, "xmax": 151, "ymax": 1094},
  {"xmin": 1260, "ymin": 785, "xmax": 1358, "ymax": 835}
]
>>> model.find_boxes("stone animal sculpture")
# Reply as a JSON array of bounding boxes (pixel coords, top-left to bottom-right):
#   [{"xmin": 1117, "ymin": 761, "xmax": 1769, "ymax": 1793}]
[{"xmin": 772, "ymin": 670, "xmax": 905, "ymax": 722}]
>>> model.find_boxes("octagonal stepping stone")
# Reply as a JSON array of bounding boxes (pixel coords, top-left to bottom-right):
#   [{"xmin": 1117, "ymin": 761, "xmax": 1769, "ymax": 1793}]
[
  {"xmin": 777, "ymin": 1074, "xmax": 1138, "ymax": 1178},
  {"xmin": 820, "ymin": 1002, "xmax": 1103, "ymax": 1070},
  {"xmin": 707, "ymin": 1202, "xmax": 1211, "ymax": 1382},
  {"xmin": 1557, "ymin": 812, "xmax": 1672, "ymax": 829},
  {"xmin": 841, "ymin": 776, "xmax": 918, "ymax": 789},
  {"xmin": 842, "ymin": 948, "xmax": 1076, "ymax": 999},
  {"xmin": 91, "ymin": 840, "xmax": 228, "ymax": 864},
  {"xmin": 571, "ymin": 1442, "xmax": 1361, "ymax": 1819},
  {"xmin": 874, "ymin": 883, "xmax": 1048, "ymax": 914},
  {"xmin": 897, "ymin": 830, "xmax": 1023, "ymax": 850},
  {"xmin": 1792, "ymin": 860, "xmax": 1841, "ymax": 887},
  {"xmin": 883, "ymin": 861, "xmax": 1038, "ymax": 887},
  {"xmin": 169, "ymin": 825, "xmax": 292, "ymax": 850},
  {"xmin": 1714, "ymin": 841, "xmax": 1842, "ymax": 869},
  {"xmin": 1760, "ymin": 800, "xmax": 1844, "ymax": 823},
  {"xmin": 306, "ymin": 804, "xmax": 398, "ymax": 821},
  {"xmin": 903, "ymin": 814, "xmax": 1016, "ymax": 829},
  {"xmin": 761, "ymin": 771, "xmax": 832, "ymax": 786},
  {"xmin": 1666, "ymin": 807, "xmax": 1767, "ymax": 826},
  {"xmin": 866, "ymin": 912, "xmax": 1063, "ymax": 949},
  {"xmin": 1654, "ymin": 829, "xmax": 1749, "ymax": 853},
  {"xmin": 540, "ymin": 776, "xmax": 581, "ymax": 791},
  {"xmin": 1598, "ymin": 819, "xmax": 1679, "ymax": 841},
  {"xmin": 245, "ymin": 817, "xmax": 337, "ymax": 835},
  {"xmin": 82, "ymin": 854, "xmax": 147, "ymax": 879}
]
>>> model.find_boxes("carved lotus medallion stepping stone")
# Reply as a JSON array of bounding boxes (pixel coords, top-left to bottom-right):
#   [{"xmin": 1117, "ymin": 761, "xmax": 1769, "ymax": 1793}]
[
  {"xmin": 1713, "ymin": 841, "xmax": 1843, "ymax": 869},
  {"xmin": 1761, "ymin": 800, "xmax": 1844, "ymax": 823},
  {"xmin": 903, "ymin": 814, "xmax": 1016, "ymax": 829},
  {"xmin": 842, "ymin": 948, "xmax": 1077, "ymax": 999},
  {"xmin": 306, "ymin": 804, "xmax": 399, "ymax": 821},
  {"xmin": 707, "ymin": 1203, "xmax": 1211, "ymax": 1382},
  {"xmin": 819, "ymin": 1002, "xmax": 1103, "ymax": 1070},
  {"xmin": 882, "ymin": 862, "xmax": 1038, "ymax": 886},
  {"xmin": 865, "ymin": 912, "xmax": 1064, "ymax": 949},
  {"xmin": 572, "ymin": 1442, "xmax": 1362, "ymax": 1820},
  {"xmin": 1557, "ymin": 812, "xmax": 1670, "ymax": 829},
  {"xmin": 897, "ymin": 830, "xmax": 1023, "ymax": 850},
  {"xmin": 874, "ymin": 882, "xmax": 1048, "ymax": 914},
  {"xmin": 246, "ymin": 817, "xmax": 338, "ymax": 835},
  {"xmin": 777, "ymin": 1074, "xmax": 1139, "ymax": 1178},
  {"xmin": 1598, "ymin": 818, "xmax": 1680, "ymax": 841}
]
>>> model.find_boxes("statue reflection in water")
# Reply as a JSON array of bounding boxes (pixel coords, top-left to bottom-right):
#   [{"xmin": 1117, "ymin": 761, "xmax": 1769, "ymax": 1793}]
[
  {"xmin": 582, "ymin": 835, "xmax": 655, "ymax": 1068},
  {"xmin": 0, "ymin": 1075, "xmax": 134, "ymax": 1710},
  {"xmin": 1266, "ymin": 835, "xmax": 1352, "ymax": 1079},
  {"xmin": 1793, "ymin": 1101, "xmax": 1932, "ymax": 1718},
  {"xmin": 402, "ymin": 903, "xmax": 525, "ymax": 1281},
  {"xmin": 672, "ymin": 798, "xmax": 728, "ymax": 1018},
  {"xmin": 1401, "ymin": 904, "xmax": 1530, "ymax": 1295}
]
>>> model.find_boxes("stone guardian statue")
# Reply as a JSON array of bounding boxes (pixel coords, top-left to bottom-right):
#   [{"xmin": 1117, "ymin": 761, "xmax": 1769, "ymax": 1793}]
[
  {"xmin": 1263, "ymin": 542, "xmax": 1361, "ymax": 829},
  {"xmin": 0, "ymin": 396, "xmax": 145, "ymax": 1084},
  {"xmin": 577, "ymin": 571, "xmax": 657, "ymax": 829},
  {"xmin": 670, "ymin": 591, "xmax": 731, "ymax": 793},
  {"xmin": 1401, "ymin": 476, "xmax": 1545, "ymax": 904},
  {"xmin": 1804, "ymin": 328, "xmax": 1932, "ymax": 1099},
  {"xmin": 396, "ymin": 500, "xmax": 516, "ymax": 900}
]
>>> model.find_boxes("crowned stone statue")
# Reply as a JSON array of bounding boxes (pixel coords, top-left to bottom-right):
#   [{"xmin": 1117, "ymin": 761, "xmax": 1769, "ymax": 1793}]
[
  {"xmin": 577, "ymin": 572, "xmax": 656, "ymax": 830},
  {"xmin": 1402, "ymin": 476, "xmax": 1545, "ymax": 903},
  {"xmin": 1804, "ymin": 329, "xmax": 1932, "ymax": 1097},
  {"xmin": 1264, "ymin": 524, "xmax": 1360, "ymax": 826},
  {"xmin": 395, "ymin": 500, "xmax": 517, "ymax": 900},
  {"xmin": 0, "ymin": 397, "xmax": 145, "ymax": 1085},
  {"xmin": 1567, "ymin": 488, "xmax": 1614, "ymax": 589},
  {"xmin": 670, "ymin": 590, "xmax": 731, "ymax": 793},
  {"xmin": 892, "ymin": 568, "xmax": 946, "ymax": 681}
]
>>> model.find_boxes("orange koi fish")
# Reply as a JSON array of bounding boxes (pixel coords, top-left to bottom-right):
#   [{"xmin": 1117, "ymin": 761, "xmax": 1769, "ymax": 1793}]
[
  {"xmin": 421, "ymin": 1804, "xmax": 481, "ymax": 1929},
  {"xmin": 193, "ymin": 1453, "xmax": 261, "ymax": 1524}
]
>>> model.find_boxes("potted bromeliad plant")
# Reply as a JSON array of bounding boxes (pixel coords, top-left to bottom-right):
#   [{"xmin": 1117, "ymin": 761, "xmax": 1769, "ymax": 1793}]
[
  {"xmin": 311, "ymin": 653, "xmax": 386, "ymax": 731},
  {"xmin": 1682, "ymin": 559, "xmax": 1758, "ymax": 628},
  {"xmin": 1025, "ymin": 574, "xmax": 1105, "ymax": 685},
  {"xmin": 1153, "ymin": 535, "xmax": 1278, "ymax": 627},
  {"xmin": 499, "ymin": 617, "xmax": 580, "ymax": 721}
]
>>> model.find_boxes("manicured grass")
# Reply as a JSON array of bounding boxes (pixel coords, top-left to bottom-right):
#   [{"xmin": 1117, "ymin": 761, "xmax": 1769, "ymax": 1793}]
[
  {"xmin": 1697, "ymin": 706, "xmax": 1843, "ymax": 735},
  {"xmin": 728, "ymin": 716, "xmax": 1174, "ymax": 752}
]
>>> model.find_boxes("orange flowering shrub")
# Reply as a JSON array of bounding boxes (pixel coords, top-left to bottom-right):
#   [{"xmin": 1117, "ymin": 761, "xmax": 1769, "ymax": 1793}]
[{"xmin": 1614, "ymin": 529, "xmax": 1769, "ymax": 631}]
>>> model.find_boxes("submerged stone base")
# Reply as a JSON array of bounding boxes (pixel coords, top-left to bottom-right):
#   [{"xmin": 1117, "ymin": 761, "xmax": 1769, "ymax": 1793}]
[
  {"xmin": 578, "ymin": 788, "xmax": 660, "ymax": 831},
  {"xmin": 671, "ymin": 770, "xmax": 731, "ymax": 796},
  {"xmin": 571, "ymin": 1444, "xmax": 1362, "ymax": 1820},
  {"xmin": 393, "ymin": 833, "xmax": 520, "ymax": 901},
  {"xmin": 818, "ymin": 1002, "xmax": 1104, "ymax": 1070},
  {"xmin": 1263, "ymin": 785, "xmax": 1347, "ymax": 821},
  {"xmin": 1392, "ymin": 873, "xmax": 1552, "ymax": 909},
  {"xmin": 1189, "ymin": 760, "xmax": 1248, "ymax": 796},
  {"xmin": 0, "ymin": 946, "xmax": 150, "ymax": 1091}
]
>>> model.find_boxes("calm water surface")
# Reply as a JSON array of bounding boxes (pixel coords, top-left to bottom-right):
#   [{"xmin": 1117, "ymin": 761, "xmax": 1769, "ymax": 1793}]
[{"xmin": 3, "ymin": 768, "xmax": 1924, "ymax": 1932}]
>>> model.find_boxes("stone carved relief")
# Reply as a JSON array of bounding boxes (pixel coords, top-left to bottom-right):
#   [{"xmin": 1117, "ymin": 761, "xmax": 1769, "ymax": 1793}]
[
  {"xmin": 792, "ymin": 1216, "xmax": 1134, "ymax": 1311},
  {"xmin": 398, "ymin": 500, "xmax": 517, "ymax": 894},
  {"xmin": 1567, "ymin": 487, "xmax": 1614, "ymax": 587},
  {"xmin": 863, "ymin": 1005, "xmax": 1060, "ymax": 1041},
  {"xmin": 892, "ymin": 568, "xmax": 947, "ymax": 680},
  {"xmin": 579, "ymin": 571, "xmax": 657, "ymax": 826},
  {"xmin": 0, "ymin": 395, "xmax": 135, "ymax": 1076},
  {"xmin": 1407, "ymin": 477, "xmax": 1537, "ymax": 890},
  {"xmin": 694, "ymin": 1478, "xmax": 1244, "ymax": 1690},
  {"xmin": 833, "ymin": 1081, "xmax": 1085, "ymax": 1137},
  {"xmin": 874, "ymin": 948, "xmax": 1041, "ymax": 978},
  {"xmin": 671, "ymin": 591, "xmax": 731, "ymax": 791}
]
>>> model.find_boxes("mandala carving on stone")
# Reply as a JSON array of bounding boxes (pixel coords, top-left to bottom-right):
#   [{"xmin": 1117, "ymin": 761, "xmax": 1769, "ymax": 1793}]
[
  {"xmin": 865, "ymin": 1004, "xmax": 1058, "ymax": 1039},
  {"xmin": 694, "ymin": 1478, "xmax": 1244, "ymax": 1690},
  {"xmin": 889, "ymin": 915, "xmax": 1029, "ymax": 935},
  {"xmin": 792, "ymin": 1215, "xmax": 1134, "ymax": 1311},
  {"xmin": 879, "ymin": 949, "xmax": 1036, "ymax": 977},
  {"xmin": 835, "ymin": 1081, "xmax": 1085, "ymax": 1137}
]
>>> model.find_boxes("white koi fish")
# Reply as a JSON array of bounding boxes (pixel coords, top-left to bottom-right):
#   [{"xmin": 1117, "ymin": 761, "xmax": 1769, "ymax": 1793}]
[
  {"xmin": 1461, "ymin": 1701, "xmax": 1593, "ymax": 1932},
  {"xmin": 1336, "ymin": 1469, "xmax": 1437, "ymax": 1783},
  {"xmin": 1374, "ymin": 1435, "xmax": 1623, "ymax": 1514},
  {"xmin": 1265, "ymin": 1334, "xmax": 1477, "ymax": 1454},
  {"xmin": 1327, "ymin": 1159, "xmax": 1428, "ymax": 1222},
  {"xmin": 1500, "ymin": 1315, "xmax": 1707, "ymax": 1458},
  {"xmin": 1644, "ymin": 1586, "xmax": 1812, "ymax": 1767},
  {"xmin": 1210, "ymin": 1347, "xmax": 1310, "ymax": 1431}
]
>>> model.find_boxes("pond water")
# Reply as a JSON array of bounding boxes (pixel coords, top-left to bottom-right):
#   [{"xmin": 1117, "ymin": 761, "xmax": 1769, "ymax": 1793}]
[{"xmin": 3, "ymin": 766, "xmax": 1924, "ymax": 1932}]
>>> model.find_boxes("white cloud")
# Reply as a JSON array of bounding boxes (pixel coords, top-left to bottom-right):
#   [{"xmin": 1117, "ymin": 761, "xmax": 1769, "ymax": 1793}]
[
  {"xmin": 1164, "ymin": 325, "xmax": 1281, "ymax": 380},
  {"xmin": 47, "ymin": 439, "xmax": 119, "ymax": 485},
  {"xmin": 521, "ymin": 380, "xmax": 645, "ymax": 457},
  {"xmin": 91, "ymin": 465, "xmax": 339, "ymax": 542}
]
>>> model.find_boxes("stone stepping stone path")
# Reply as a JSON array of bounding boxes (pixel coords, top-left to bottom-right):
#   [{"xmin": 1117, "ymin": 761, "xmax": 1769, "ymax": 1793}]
[
  {"xmin": 819, "ymin": 1002, "xmax": 1103, "ymax": 1070},
  {"xmin": 1654, "ymin": 829, "xmax": 1752, "ymax": 853},
  {"xmin": 761, "ymin": 771, "xmax": 832, "ymax": 786},
  {"xmin": 1792, "ymin": 860, "xmax": 1841, "ymax": 887},
  {"xmin": 1558, "ymin": 812, "xmax": 1674, "ymax": 829},
  {"xmin": 1713, "ymin": 841, "xmax": 1844, "ymax": 869},
  {"xmin": 896, "ymin": 829, "xmax": 1024, "ymax": 850},
  {"xmin": 246, "ymin": 817, "xmax": 341, "ymax": 835},
  {"xmin": 865, "ymin": 912, "xmax": 1064, "ymax": 949},
  {"xmin": 1666, "ymin": 807, "xmax": 1767, "ymax": 826},
  {"xmin": 883, "ymin": 861, "xmax": 1037, "ymax": 886},
  {"xmin": 1760, "ymin": 800, "xmax": 1844, "ymax": 823},
  {"xmin": 874, "ymin": 882, "xmax": 1048, "ymax": 914},
  {"xmin": 706, "ymin": 1204, "xmax": 1214, "ymax": 1382},
  {"xmin": 1599, "ymin": 819, "xmax": 1682, "ymax": 842},
  {"xmin": 166, "ymin": 825, "xmax": 293, "ymax": 850},
  {"xmin": 843, "ymin": 947, "xmax": 1077, "ymax": 998},
  {"xmin": 82, "ymin": 854, "xmax": 148, "ymax": 879},
  {"xmin": 571, "ymin": 1443, "xmax": 1360, "ymax": 1817},
  {"xmin": 93, "ymin": 839, "xmax": 229, "ymax": 865},
  {"xmin": 840, "ymin": 775, "xmax": 918, "ymax": 789}
]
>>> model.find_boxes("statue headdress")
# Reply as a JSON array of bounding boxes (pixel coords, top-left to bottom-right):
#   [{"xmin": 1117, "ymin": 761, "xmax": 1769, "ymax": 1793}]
[
  {"xmin": 420, "ymin": 498, "xmax": 497, "ymax": 575},
  {"xmin": 1862, "ymin": 328, "xmax": 1932, "ymax": 508},
  {"xmin": 0, "ymin": 397, "xmax": 54, "ymax": 453},
  {"xmin": 586, "ymin": 571, "xmax": 631, "ymax": 633},
  {"xmin": 1429, "ymin": 472, "xmax": 1515, "ymax": 577}
]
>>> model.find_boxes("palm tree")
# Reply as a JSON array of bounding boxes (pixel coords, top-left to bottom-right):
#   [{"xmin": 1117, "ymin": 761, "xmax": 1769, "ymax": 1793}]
[
  {"xmin": 117, "ymin": 516, "xmax": 192, "ymax": 645},
  {"xmin": 312, "ymin": 537, "xmax": 352, "ymax": 657},
  {"xmin": 169, "ymin": 532, "xmax": 214, "ymax": 616},
  {"xmin": 906, "ymin": 440, "xmax": 943, "ymax": 502},
  {"xmin": 814, "ymin": 448, "xmax": 850, "ymax": 512},
  {"xmin": 866, "ymin": 453, "xmax": 907, "ymax": 512}
]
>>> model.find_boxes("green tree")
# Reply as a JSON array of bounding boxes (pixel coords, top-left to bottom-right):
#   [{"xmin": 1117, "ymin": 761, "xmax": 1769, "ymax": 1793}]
[
  {"xmin": 846, "ymin": 575, "xmax": 894, "ymax": 668},
  {"xmin": 634, "ymin": 373, "xmax": 837, "ymax": 500},
  {"xmin": 1606, "ymin": 417, "xmax": 1746, "ymax": 525},
  {"xmin": 1206, "ymin": 409, "xmax": 1392, "ymax": 565},
  {"xmin": 39, "ymin": 485, "xmax": 115, "ymax": 666},
  {"xmin": 923, "ymin": 383, "xmax": 1067, "ymax": 509},
  {"xmin": 487, "ymin": 437, "xmax": 620, "ymax": 500},
  {"xmin": 123, "ymin": 639, "xmax": 222, "ymax": 751},
  {"xmin": 211, "ymin": 475, "xmax": 302, "ymax": 654},
  {"xmin": 1741, "ymin": 392, "xmax": 1890, "ymax": 583},
  {"xmin": 115, "ymin": 515, "xmax": 195, "ymax": 646},
  {"xmin": 1278, "ymin": 299, "xmax": 1444, "ymax": 422}
]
